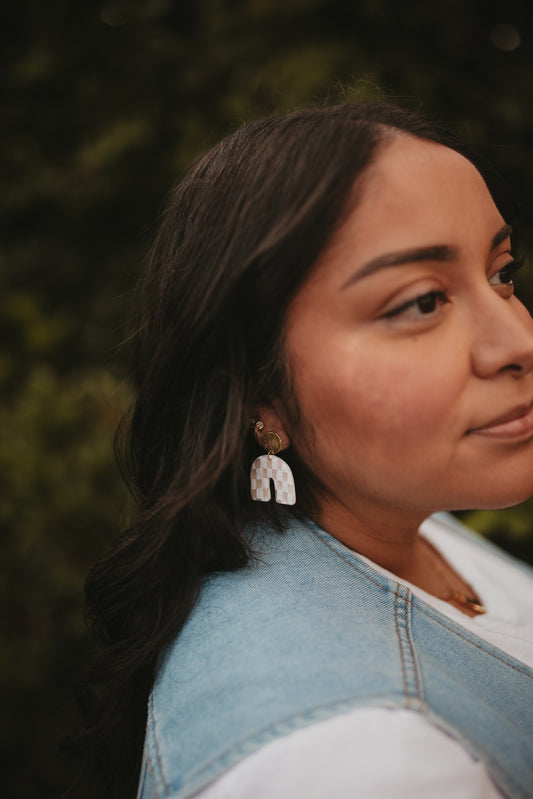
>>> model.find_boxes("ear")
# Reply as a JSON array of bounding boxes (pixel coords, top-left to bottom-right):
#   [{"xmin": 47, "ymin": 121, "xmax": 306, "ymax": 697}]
[{"xmin": 252, "ymin": 401, "xmax": 290, "ymax": 451}]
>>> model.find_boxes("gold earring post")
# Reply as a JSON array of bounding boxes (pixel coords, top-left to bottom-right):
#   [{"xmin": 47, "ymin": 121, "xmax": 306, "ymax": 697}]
[{"xmin": 261, "ymin": 432, "xmax": 282, "ymax": 455}]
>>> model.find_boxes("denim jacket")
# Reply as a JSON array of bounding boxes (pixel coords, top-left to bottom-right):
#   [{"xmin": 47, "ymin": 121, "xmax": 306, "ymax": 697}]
[{"xmin": 137, "ymin": 513, "xmax": 533, "ymax": 799}]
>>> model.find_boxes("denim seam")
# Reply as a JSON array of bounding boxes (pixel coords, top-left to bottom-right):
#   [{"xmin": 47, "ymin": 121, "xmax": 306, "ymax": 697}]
[
  {"xmin": 393, "ymin": 584, "xmax": 410, "ymax": 706},
  {"xmin": 306, "ymin": 519, "xmax": 533, "ymax": 681},
  {"xmin": 413, "ymin": 601, "xmax": 533, "ymax": 680},
  {"xmin": 144, "ymin": 745, "xmax": 162, "ymax": 799},
  {"xmin": 151, "ymin": 691, "xmax": 171, "ymax": 797},
  {"xmin": 302, "ymin": 521, "xmax": 391, "ymax": 591},
  {"xmin": 393, "ymin": 585, "xmax": 425, "ymax": 709},
  {"xmin": 405, "ymin": 590, "xmax": 424, "ymax": 705},
  {"xmin": 175, "ymin": 695, "xmax": 409, "ymax": 795}
]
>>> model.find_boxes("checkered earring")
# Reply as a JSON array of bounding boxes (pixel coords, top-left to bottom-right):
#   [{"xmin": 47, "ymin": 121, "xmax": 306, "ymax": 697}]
[{"xmin": 250, "ymin": 421, "xmax": 296, "ymax": 505}]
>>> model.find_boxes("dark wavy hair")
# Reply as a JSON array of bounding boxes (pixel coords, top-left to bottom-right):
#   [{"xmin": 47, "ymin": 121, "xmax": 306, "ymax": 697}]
[{"xmin": 67, "ymin": 102, "xmax": 513, "ymax": 798}]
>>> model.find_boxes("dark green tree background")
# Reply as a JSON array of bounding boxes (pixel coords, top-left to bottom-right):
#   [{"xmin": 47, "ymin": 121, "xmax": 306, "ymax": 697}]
[{"xmin": 2, "ymin": 1, "xmax": 533, "ymax": 796}]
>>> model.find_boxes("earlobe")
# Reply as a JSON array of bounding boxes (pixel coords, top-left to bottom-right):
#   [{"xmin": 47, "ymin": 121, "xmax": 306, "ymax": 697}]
[{"xmin": 251, "ymin": 403, "xmax": 290, "ymax": 451}]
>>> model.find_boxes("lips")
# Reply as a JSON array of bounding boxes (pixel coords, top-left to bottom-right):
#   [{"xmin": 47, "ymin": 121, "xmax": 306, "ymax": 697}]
[{"xmin": 468, "ymin": 399, "xmax": 533, "ymax": 439}]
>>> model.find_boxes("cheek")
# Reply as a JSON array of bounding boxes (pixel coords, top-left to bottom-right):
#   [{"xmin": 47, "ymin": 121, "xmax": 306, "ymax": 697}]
[{"xmin": 301, "ymin": 350, "xmax": 459, "ymax": 446}]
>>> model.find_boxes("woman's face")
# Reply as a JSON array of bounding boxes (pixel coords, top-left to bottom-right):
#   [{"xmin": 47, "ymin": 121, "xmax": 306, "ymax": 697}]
[{"xmin": 281, "ymin": 135, "xmax": 533, "ymax": 525}]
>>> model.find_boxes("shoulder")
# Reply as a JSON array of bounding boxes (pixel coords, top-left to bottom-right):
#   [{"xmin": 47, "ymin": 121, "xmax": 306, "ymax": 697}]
[
  {"xmin": 157, "ymin": 513, "xmax": 401, "ymax": 677},
  {"xmin": 146, "ymin": 514, "xmax": 409, "ymax": 798}
]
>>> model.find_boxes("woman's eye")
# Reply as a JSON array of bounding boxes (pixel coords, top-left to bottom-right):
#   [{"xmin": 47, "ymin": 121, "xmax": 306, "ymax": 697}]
[
  {"xmin": 489, "ymin": 257, "xmax": 525, "ymax": 288},
  {"xmin": 384, "ymin": 290, "xmax": 448, "ymax": 320}
]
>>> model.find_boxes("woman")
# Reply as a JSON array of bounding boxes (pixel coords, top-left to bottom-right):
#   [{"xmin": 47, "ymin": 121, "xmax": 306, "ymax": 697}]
[{"xmin": 79, "ymin": 103, "xmax": 533, "ymax": 799}]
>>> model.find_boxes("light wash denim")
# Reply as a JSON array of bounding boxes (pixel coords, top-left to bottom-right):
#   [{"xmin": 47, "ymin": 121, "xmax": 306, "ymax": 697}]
[{"xmin": 137, "ymin": 513, "xmax": 533, "ymax": 799}]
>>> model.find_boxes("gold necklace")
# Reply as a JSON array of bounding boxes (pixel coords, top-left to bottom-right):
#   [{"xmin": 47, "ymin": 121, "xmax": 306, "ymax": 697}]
[{"xmin": 421, "ymin": 538, "xmax": 486, "ymax": 615}]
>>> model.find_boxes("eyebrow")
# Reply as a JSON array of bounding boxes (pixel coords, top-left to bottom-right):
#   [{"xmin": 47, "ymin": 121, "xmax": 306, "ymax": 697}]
[{"xmin": 341, "ymin": 223, "xmax": 513, "ymax": 289}]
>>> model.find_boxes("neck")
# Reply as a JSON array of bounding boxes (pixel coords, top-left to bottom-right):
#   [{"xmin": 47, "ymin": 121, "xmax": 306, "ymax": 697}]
[
  {"xmin": 313, "ymin": 498, "xmax": 485, "ymax": 617},
  {"xmin": 315, "ymin": 498, "xmax": 427, "ymax": 578}
]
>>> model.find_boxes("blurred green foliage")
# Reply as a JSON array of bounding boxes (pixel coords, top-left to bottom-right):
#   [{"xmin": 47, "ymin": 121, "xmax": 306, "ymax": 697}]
[
  {"xmin": 2, "ymin": 0, "xmax": 533, "ymax": 796},
  {"xmin": 0, "ymin": 368, "xmax": 132, "ymax": 796}
]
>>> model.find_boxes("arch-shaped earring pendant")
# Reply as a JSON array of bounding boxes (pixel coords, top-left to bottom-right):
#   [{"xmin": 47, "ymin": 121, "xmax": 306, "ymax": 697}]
[{"xmin": 250, "ymin": 454, "xmax": 296, "ymax": 505}]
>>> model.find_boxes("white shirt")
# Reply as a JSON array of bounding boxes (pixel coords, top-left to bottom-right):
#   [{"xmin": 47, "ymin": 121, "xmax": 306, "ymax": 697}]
[{"xmin": 193, "ymin": 516, "xmax": 533, "ymax": 798}]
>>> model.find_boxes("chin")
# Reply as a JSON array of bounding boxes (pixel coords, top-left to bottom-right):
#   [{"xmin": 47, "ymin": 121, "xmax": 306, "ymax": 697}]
[
  {"xmin": 454, "ymin": 486, "xmax": 533, "ymax": 512},
  {"xmin": 441, "ymin": 462, "xmax": 533, "ymax": 511}
]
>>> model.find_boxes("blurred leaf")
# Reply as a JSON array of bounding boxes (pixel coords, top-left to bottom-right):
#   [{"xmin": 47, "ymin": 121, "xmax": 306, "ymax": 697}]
[{"xmin": 0, "ymin": 367, "xmax": 132, "ymax": 796}]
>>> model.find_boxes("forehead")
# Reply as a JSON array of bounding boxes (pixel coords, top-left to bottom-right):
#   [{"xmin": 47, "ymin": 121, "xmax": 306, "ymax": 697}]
[
  {"xmin": 319, "ymin": 135, "xmax": 503, "ymax": 270},
  {"xmin": 364, "ymin": 134, "xmax": 488, "ymax": 200},
  {"xmin": 351, "ymin": 135, "xmax": 498, "ymax": 239}
]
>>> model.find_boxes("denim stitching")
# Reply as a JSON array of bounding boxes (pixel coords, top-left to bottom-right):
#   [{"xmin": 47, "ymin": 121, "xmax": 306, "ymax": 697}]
[
  {"xmin": 302, "ymin": 521, "xmax": 391, "ymax": 591},
  {"xmin": 149, "ymin": 521, "xmax": 531, "ymax": 798},
  {"xmin": 151, "ymin": 691, "xmax": 171, "ymax": 797},
  {"xmin": 405, "ymin": 590, "xmax": 424, "ymax": 704},
  {"xmin": 393, "ymin": 584, "xmax": 410, "ymax": 706},
  {"xmin": 413, "ymin": 600, "xmax": 533, "ymax": 680},
  {"xmin": 144, "ymin": 746, "xmax": 162, "ymax": 799},
  {"xmin": 183, "ymin": 696, "xmax": 408, "ymax": 793},
  {"xmin": 305, "ymin": 519, "xmax": 533, "ymax": 681}
]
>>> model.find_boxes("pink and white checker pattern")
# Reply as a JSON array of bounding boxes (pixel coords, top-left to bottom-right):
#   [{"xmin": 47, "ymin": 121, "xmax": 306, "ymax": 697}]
[{"xmin": 250, "ymin": 454, "xmax": 296, "ymax": 505}]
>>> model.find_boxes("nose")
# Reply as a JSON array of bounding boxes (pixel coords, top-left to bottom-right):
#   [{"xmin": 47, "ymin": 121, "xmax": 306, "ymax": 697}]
[{"xmin": 471, "ymin": 295, "xmax": 533, "ymax": 379}]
